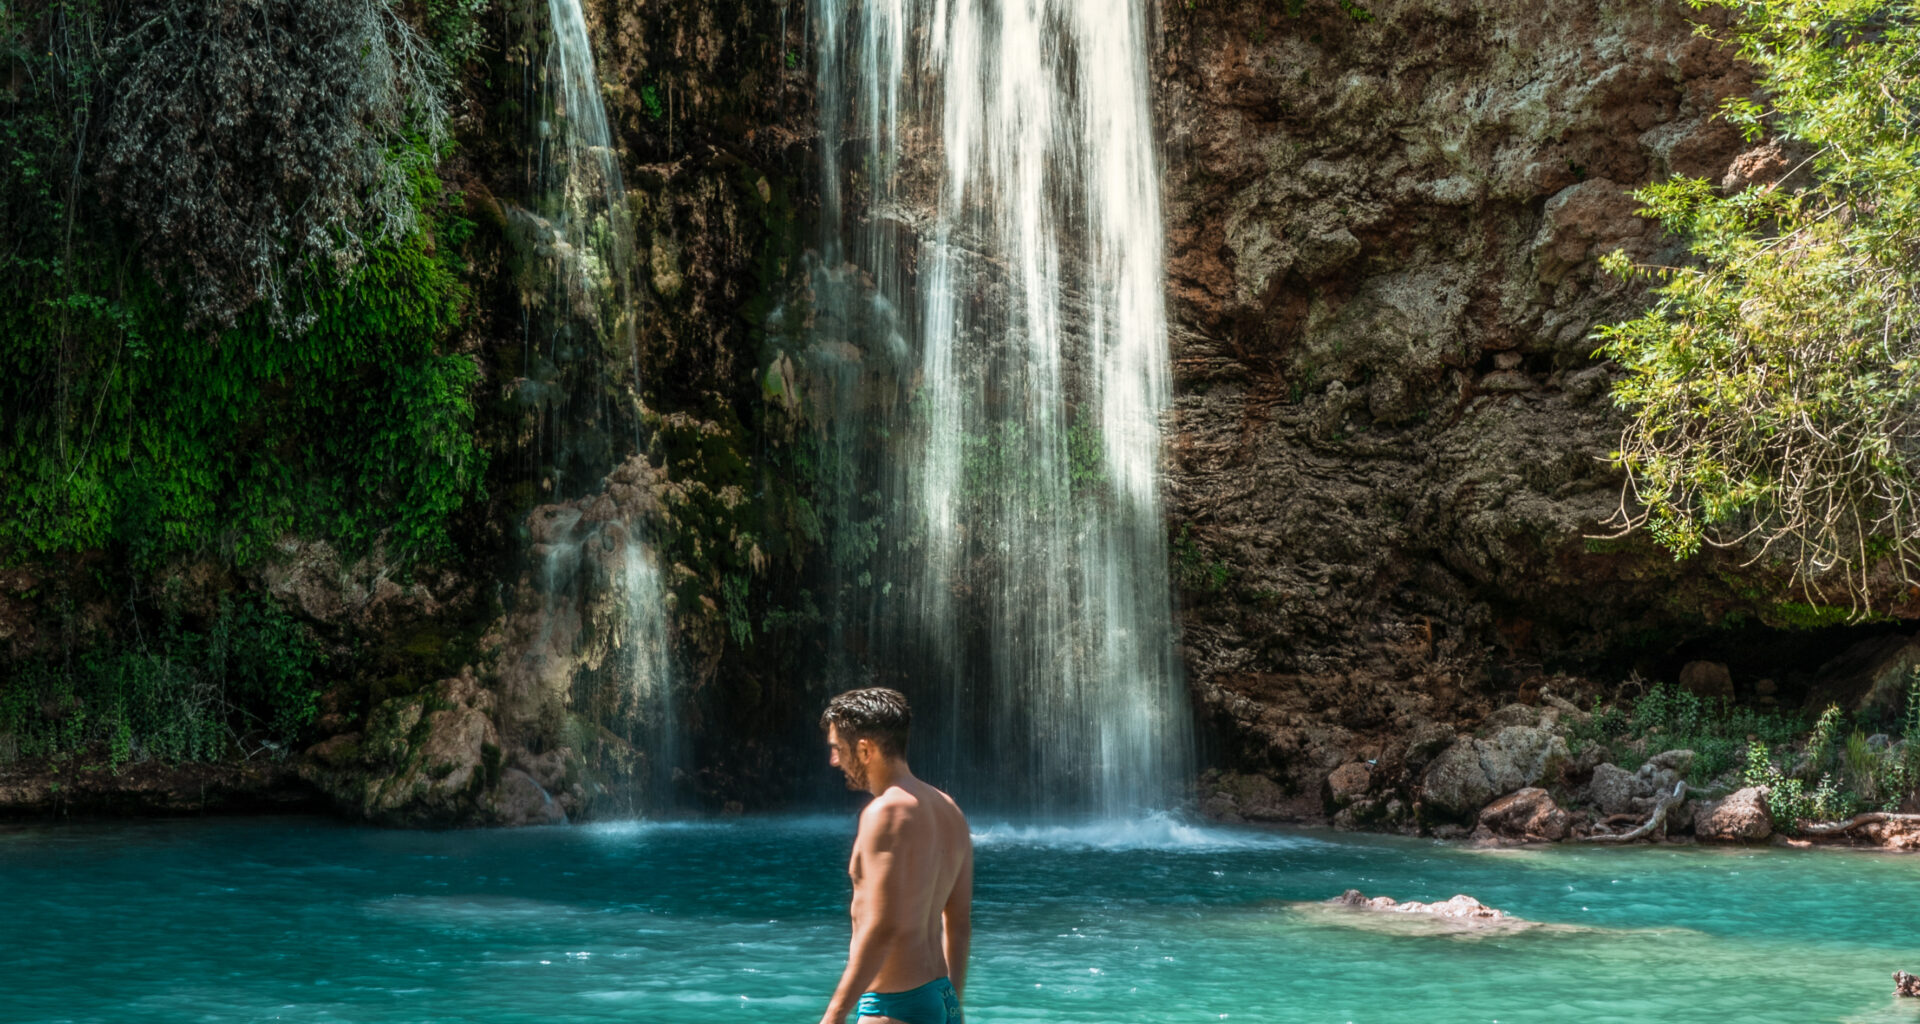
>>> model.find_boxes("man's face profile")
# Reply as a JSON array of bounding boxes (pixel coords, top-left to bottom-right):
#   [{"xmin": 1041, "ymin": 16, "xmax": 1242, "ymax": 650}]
[{"xmin": 827, "ymin": 724, "xmax": 867, "ymax": 791}]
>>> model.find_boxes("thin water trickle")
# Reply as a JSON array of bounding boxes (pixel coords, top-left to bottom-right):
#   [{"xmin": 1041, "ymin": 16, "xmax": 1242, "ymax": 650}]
[
  {"xmin": 811, "ymin": 0, "xmax": 1190, "ymax": 816},
  {"xmin": 507, "ymin": 0, "xmax": 674, "ymax": 809}
]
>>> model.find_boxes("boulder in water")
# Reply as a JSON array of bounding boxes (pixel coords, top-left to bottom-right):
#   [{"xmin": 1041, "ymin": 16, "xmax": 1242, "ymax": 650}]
[
  {"xmin": 1420, "ymin": 727, "xmax": 1568, "ymax": 821},
  {"xmin": 1421, "ymin": 740, "xmax": 1495, "ymax": 819},
  {"xmin": 494, "ymin": 768, "xmax": 566, "ymax": 826},
  {"xmin": 1332, "ymin": 890, "xmax": 1515, "ymax": 925},
  {"xmin": 1896, "ymin": 971, "xmax": 1920, "ymax": 998},
  {"xmin": 1476, "ymin": 787, "xmax": 1570, "ymax": 842},
  {"xmin": 1327, "ymin": 762, "xmax": 1373, "ymax": 808}
]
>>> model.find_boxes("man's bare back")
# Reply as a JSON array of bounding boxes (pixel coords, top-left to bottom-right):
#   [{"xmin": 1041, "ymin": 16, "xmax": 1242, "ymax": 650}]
[{"xmin": 819, "ymin": 689, "xmax": 972, "ymax": 1024}]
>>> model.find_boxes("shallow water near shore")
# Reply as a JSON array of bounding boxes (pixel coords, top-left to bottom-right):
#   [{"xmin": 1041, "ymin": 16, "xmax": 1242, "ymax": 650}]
[{"xmin": 4, "ymin": 814, "xmax": 1918, "ymax": 1024}]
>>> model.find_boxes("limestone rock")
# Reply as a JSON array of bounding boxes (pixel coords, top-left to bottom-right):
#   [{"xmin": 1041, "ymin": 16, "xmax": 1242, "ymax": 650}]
[
  {"xmin": 1404, "ymin": 720, "xmax": 1458, "ymax": 767},
  {"xmin": 1484, "ymin": 703, "xmax": 1545, "ymax": 730},
  {"xmin": 493, "ymin": 768, "xmax": 566, "ymax": 826},
  {"xmin": 1695, "ymin": 786, "xmax": 1774, "ymax": 842},
  {"xmin": 1587, "ymin": 762, "xmax": 1641, "ymax": 816},
  {"xmin": 1422, "ymin": 727, "xmax": 1569, "ymax": 820},
  {"xmin": 1421, "ymin": 740, "xmax": 1496, "ymax": 819},
  {"xmin": 1477, "ymin": 788, "xmax": 1571, "ymax": 841},
  {"xmin": 1480, "ymin": 726, "xmax": 1569, "ymax": 795},
  {"xmin": 1327, "ymin": 762, "xmax": 1373, "ymax": 808},
  {"xmin": 1811, "ymin": 633, "xmax": 1920, "ymax": 723},
  {"xmin": 1646, "ymin": 749, "xmax": 1694, "ymax": 775},
  {"xmin": 1332, "ymin": 890, "xmax": 1514, "ymax": 924},
  {"xmin": 1201, "ymin": 770, "xmax": 1318, "ymax": 823},
  {"xmin": 1678, "ymin": 661, "xmax": 1734, "ymax": 700},
  {"xmin": 299, "ymin": 669, "xmax": 567, "ymax": 827}
]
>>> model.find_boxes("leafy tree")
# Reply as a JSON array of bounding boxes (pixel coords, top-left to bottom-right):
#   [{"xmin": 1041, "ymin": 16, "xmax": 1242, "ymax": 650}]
[{"xmin": 1596, "ymin": 0, "xmax": 1920, "ymax": 609}]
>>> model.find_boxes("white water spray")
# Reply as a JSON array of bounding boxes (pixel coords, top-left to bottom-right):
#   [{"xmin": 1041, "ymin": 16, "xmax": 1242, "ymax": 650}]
[{"xmin": 813, "ymin": 0, "xmax": 1190, "ymax": 815}]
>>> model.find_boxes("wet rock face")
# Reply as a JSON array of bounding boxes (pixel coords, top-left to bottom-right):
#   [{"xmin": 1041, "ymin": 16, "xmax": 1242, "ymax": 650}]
[
  {"xmin": 1158, "ymin": 0, "xmax": 1767, "ymax": 809},
  {"xmin": 301, "ymin": 670, "xmax": 572, "ymax": 827}
]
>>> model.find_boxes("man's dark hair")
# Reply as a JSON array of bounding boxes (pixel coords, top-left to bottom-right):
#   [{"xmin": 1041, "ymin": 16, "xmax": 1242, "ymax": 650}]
[{"xmin": 820, "ymin": 687, "xmax": 912, "ymax": 758}]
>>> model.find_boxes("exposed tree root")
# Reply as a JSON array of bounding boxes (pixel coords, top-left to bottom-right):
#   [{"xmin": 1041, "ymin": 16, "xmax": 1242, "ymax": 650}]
[
  {"xmin": 1580, "ymin": 781, "xmax": 1687, "ymax": 843},
  {"xmin": 1797, "ymin": 812, "xmax": 1920, "ymax": 835}
]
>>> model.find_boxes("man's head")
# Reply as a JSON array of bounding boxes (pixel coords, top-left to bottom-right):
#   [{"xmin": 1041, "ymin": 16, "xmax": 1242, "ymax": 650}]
[{"xmin": 821, "ymin": 687, "xmax": 911, "ymax": 791}]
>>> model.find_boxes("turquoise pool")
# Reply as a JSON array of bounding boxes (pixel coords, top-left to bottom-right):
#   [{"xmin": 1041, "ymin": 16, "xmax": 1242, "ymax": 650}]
[{"xmin": 4, "ymin": 814, "xmax": 1917, "ymax": 1023}]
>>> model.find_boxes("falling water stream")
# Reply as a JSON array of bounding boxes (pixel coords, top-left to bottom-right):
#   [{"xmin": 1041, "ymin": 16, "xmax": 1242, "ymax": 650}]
[
  {"xmin": 811, "ymin": 0, "xmax": 1191, "ymax": 814},
  {"xmin": 509, "ymin": 0, "xmax": 675, "ymax": 810}
]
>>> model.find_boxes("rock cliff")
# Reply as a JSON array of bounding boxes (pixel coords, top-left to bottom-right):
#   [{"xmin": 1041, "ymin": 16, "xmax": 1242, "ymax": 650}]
[{"xmin": 1152, "ymin": 0, "xmax": 1794, "ymax": 819}]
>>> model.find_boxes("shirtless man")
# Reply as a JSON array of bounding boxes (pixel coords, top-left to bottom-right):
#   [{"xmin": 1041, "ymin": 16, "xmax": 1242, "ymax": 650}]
[{"xmin": 818, "ymin": 688, "xmax": 973, "ymax": 1024}]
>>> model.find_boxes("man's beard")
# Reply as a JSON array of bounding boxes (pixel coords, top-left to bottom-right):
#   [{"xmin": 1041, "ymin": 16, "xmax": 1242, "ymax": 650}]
[{"xmin": 841, "ymin": 761, "xmax": 867, "ymax": 791}]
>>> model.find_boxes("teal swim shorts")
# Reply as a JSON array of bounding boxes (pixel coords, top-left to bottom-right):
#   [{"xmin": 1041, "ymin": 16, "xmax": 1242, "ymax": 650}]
[{"xmin": 855, "ymin": 976, "xmax": 962, "ymax": 1024}]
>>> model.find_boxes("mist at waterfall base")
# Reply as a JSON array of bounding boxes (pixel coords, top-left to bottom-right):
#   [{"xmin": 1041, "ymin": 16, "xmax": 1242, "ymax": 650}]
[
  {"xmin": 803, "ymin": 0, "xmax": 1192, "ymax": 817},
  {"xmin": 10, "ymin": 816, "xmax": 1920, "ymax": 1024}
]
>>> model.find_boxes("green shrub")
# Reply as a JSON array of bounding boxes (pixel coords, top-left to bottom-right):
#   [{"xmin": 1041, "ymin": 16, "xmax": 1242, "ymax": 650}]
[
  {"xmin": 1595, "ymin": 0, "xmax": 1920, "ymax": 606},
  {"xmin": 0, "ymin": 595, "xmax": 321, "ymax": 769}
]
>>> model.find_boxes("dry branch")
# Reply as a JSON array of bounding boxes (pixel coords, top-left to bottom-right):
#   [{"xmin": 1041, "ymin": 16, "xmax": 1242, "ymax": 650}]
[
  {"xmin": 1580, "ymin": 781, "xmax": 1688, "ymax": 843},
  {"xmin": 1796, "ymin": 812, "xmax": 1920, "ymax": 834}
]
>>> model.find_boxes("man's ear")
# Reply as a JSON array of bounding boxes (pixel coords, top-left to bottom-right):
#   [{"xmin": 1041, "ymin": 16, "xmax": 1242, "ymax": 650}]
[{"xmin": 855, "ymin": 737, "xmax": 878, "ymax": 762}]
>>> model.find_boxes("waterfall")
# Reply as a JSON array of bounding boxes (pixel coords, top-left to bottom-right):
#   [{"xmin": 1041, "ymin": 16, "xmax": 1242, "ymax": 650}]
[
  {"xmin": 810, "ymin": 0, "xmax": 1191, "ymax": 815},
  {"xmin": 505, "ymin": 0, "xmax": 675, "ymax": 813}
]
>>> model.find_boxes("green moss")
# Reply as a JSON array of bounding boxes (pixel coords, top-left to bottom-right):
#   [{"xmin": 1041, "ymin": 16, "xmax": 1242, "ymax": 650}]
[{"xmin": 1770, "ymin": 601, "xmax": 1881, "ymax": 629}]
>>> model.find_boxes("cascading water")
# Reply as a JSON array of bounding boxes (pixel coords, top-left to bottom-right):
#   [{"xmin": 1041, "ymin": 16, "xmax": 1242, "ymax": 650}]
[
  {"xmin": 504, "ymin": 0, "xmax": 675, "ymax": 812},
  {"xmin": 810, "ymin": 0, "xmax": 1192, "ymax": 816}
]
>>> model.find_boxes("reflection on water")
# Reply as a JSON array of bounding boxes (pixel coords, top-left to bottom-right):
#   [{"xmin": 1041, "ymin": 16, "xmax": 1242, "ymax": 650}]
[{"xmin": 2, "ymin": 816, "xmax": 1918, "ymax": 1023}]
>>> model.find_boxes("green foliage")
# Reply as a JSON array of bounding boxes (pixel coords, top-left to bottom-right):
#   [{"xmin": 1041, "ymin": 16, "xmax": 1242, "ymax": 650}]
[
  {"xmin": 0, "ymin": 594, "xmax": 320, "ymax": 769},
  {"xmin": 1905, "ymin": 670, "xmax": 1920, "ymax": 740},
  {"xmin": 1739, "ymin": 697, "xmax": 1920, "ymax": 825},
  {"xmin": 1595, "ymin": 0, "xmax": 1920, "ymax": 606},
  {"xmin": 0, "ymin": 147, "xmax": 487, "ymax": 568},
  {"xmin": 641, "ymin": 83, "xmax": 665, "ymax": 122},
  {"xmin": 1172, "ymin": 523, "xmax": 1232, "ymax": 592},
  {"xmin": 722, "ymin": 573, "xmax": 754, "ymax": 648},
  {"xmin": 1581, "ymin": 681, "xmax": 1801, "ymax": 784},
  {"xmin": 1744, "ymin": 740, "xmax": 1815, "ymax": 825},
  {"xmin": 420, "ymin": 0, "xmax": 491, "ymax": 67},
  {"xmin": 1770, "ymin": 601, "xmax": 1875, "ymax": 629},
  {"xmin": 98, "ymin": 0, "xmax": 450, "ymax": 329},
  {"xmin": 1065, "ymin": 421, "xmax": 1109, "ymax": 494}
]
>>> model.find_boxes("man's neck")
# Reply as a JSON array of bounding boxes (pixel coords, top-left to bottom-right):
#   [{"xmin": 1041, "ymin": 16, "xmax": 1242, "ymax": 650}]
[{"xmin": 863, "ymin": 757, "xmax": 914, "ymax": 796}]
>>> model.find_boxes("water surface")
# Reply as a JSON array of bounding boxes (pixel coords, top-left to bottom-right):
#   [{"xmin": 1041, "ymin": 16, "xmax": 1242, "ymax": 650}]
[{"xmin": 5, "ymin": 815, "xmax": 1917, "ymax": 1023}]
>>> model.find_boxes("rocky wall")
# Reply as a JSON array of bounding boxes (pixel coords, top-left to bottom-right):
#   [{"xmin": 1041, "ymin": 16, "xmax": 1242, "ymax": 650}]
[{"xmin": 1151, "ymin": 0, "xmax": 1802, "ymax": 821}]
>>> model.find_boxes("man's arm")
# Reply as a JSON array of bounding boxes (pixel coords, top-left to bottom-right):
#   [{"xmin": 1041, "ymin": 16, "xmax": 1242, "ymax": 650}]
[
  {"xmin": 820, "ymin": 801, "xmax": 912, "ymax": 1024},
  {"xmin": 941, "ymin": 845, "xmax": 973, "ymax": 1000}
]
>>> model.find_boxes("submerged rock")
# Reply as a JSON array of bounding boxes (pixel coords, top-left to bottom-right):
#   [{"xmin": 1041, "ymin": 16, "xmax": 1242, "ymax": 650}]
[
  {"xmin": 1330, "ymin": 890, "xmax": 1522, "ymax": 928},
  {"xmin": 1896, "ymin": 971, "xmax": 1920, "ymax": 998},
  {"xmin": 1695, "ymin": 786, "xmax": 1774, "ymax": 842}
]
